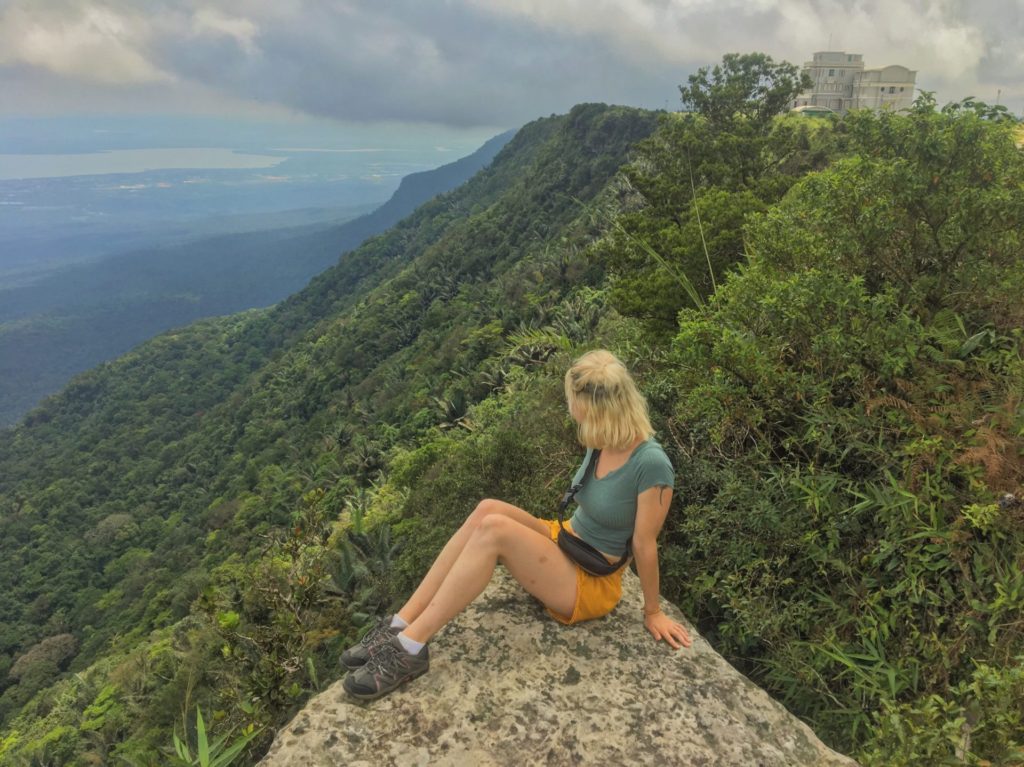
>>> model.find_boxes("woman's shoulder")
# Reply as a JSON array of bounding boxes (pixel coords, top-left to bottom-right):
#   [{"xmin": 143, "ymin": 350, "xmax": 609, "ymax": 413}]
[
  {"xmin": 631, "ymin": 439, "xmax": 674, "ymax": 493},
  {"xmin": 638, "ymin": 438, "xmax": 672, "ymax": 463},
  {"xmin": 635, "ymin": 438, "xmax": 674, "ymax": 477}
]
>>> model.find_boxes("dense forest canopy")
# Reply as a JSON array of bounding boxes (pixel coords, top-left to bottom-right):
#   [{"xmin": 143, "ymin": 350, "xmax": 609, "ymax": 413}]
[{"xmin": 0, "ymin": 66, "xmax": 1022, "ymax": 766}]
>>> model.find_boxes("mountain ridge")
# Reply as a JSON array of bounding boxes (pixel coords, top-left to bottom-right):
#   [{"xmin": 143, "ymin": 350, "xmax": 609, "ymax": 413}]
[
  {"xmin": 0, "ymin": 104, "xmax": 662, "ymax": 764},
  {"xmin": 0, "ymin": 129, "xmax": 515, "ymax": 427},
  {"xmin": 2, "ymin": 95, "xmax": 1019, "ymax": 766}
]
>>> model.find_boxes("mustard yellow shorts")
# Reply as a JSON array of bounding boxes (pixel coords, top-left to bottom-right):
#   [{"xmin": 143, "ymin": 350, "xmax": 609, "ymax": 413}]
[{"xmin": 542, "ymin": 519, "xmax": 624, "ymax": 625}]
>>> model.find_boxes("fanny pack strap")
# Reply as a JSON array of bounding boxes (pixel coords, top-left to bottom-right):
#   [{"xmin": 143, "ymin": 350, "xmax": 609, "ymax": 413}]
[{"xmin": 557, "ymin": 448, "xmax": 632, "ymax": 568}]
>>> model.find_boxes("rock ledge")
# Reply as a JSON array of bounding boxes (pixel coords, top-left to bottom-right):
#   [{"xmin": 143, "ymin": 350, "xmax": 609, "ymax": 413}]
[{"xmin": 259, "ymin": 568, "xmax": 858, "ymax": 766}]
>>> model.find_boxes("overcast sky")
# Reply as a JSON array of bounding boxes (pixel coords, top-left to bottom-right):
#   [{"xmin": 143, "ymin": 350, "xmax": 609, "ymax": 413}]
[{"xmin": 1, "ymin": 0, "xmax": 1020, "ymax": 131}]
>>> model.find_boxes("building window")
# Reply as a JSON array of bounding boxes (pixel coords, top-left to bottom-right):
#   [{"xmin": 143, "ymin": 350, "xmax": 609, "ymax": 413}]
[
  {"xmin": 900, "ymin": 87, "xmax": 905, "ymax": 92},
  {"xmin": 880, "ymin": 87, "xmax": 885, "ymax": 92},
  {"xmin": 847, "ymin": 55, "xmax": 852, "ymax": 61},
  {"xmin": 889, "ymin": 86, "xmax": 895, "ymax": 94},
  {"xmin": 829, "ymin": 68, "xmax": 835, "ymax": 76}
]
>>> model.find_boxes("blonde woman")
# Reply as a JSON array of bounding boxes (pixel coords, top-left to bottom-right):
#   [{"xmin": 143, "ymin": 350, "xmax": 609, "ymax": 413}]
[{"xmin": 342, "ymin": 349, "xmax": 692, "ymax": 700}]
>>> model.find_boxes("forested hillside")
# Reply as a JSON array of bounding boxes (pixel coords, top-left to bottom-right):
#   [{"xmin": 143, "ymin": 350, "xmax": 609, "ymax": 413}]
[
  {"xmin": 1, "ymin": 65, "xmax": 1022, "ymax": 766},
  {"xmin": 0, "ymin": 103, "xmax": 661, "ymax": 764},
  {"xmin": 0, "ymin": 130, "xmax": 515, "ymax": 427}
]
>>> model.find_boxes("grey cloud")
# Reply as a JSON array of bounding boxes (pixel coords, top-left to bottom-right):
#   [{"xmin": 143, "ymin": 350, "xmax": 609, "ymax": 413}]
[
  {"xmin": 970, "ymin": 0, "xmax": 1023, "ymax": 94},
  {"xmin": 1, "ymin": 0, "xmax": 1019, "ymax": 125},
  {"xmin": 144, "ymin": 1, "xmax": 683, "ymax": 126},
  {"xmin": 0, "ymin": 0, "xmax": 692, "ymax": 125}
]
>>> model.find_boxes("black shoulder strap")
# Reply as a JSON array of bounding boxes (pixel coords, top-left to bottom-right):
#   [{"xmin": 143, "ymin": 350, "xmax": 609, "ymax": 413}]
[{"xmin": 557, "ymin": 448, "xmax": 598, "ymax": 522}]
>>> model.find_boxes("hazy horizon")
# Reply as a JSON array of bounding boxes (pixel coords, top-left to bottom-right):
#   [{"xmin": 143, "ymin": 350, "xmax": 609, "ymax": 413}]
[{"xmin": 0, "ymin": 115, "xmax": 506, "ymax": 287}]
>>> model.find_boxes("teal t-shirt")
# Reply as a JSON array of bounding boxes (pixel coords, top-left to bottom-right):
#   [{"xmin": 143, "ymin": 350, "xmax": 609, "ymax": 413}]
[{"xmin": 567, "ymin": 439, "xmax": 675, "ymax": 556}]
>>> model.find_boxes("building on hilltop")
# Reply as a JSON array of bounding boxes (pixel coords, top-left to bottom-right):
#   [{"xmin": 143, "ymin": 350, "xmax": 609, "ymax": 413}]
[{"xmin": 792, "ymin": 51, "xmax": 917, "ymax": 115}]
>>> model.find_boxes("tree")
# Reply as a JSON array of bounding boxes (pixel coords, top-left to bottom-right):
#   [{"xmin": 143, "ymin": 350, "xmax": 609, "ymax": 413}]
[
  {"xmin": 8, "ymin": 634, "xmax": 77, "ymax": 681},
  {"xmin": 748, "ymin": 93, "xmax": 1024, "ymax": 323},
  {"xmin": 599, "ymin": 56, "xmax": 838, "ymax": 337},
  {"xmin": 680, "ymin": 52, "xmax": 811, "ymax": 131}
]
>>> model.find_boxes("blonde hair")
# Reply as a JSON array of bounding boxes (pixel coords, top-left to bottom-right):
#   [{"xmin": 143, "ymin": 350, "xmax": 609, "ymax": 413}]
[{"xmin": 564, "ymin": 349, "xmax": 654, "ymax": 450}]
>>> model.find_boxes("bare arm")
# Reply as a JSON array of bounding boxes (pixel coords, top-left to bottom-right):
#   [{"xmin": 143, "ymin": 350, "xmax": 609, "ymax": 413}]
[{"xmin": 633, "ymin": 485, "xmax": 692, "ymax": 650}]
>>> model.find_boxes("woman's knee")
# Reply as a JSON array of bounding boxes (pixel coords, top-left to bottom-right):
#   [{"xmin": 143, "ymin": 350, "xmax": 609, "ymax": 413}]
[
  {"xmin": 466, "ymin": 498, "xmax": 502, "ymax": 527},
  {"xmin": 473, "ymin": 512, "xmax": 514, "ymax": 548}
]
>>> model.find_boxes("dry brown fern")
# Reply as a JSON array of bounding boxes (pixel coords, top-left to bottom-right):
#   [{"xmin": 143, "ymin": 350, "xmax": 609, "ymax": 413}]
[
  {"xmin": 955, "ymin": 425, "xmax": 1022, "ymax": 490},
  {"xmin": 865, "ymin": 393, "xmax": 924, "ymax": 423}
]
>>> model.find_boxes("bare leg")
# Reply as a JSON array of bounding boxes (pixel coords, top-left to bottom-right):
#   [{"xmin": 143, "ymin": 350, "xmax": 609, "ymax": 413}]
[
  {"xmin": 396, "ymin": 499, "xmax": 550, "ymax": 624},
  {"xmin": 402, "ymin": 514, "xmax": 578, "ymax": 643}
]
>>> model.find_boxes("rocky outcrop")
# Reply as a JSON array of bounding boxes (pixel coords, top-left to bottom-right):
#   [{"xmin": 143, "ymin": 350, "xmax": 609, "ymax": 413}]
[{"xmin": 259, "ymin": 569, "xmax": 858, "ymax": 766}]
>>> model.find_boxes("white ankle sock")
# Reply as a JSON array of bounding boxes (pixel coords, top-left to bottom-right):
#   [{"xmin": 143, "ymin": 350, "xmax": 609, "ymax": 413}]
[
  {"xmin": 390, "ymin": 614, "xmax": 409, "ymax": 630},
  {"xmin": 397, "ymin": 632, "xmax": 424, "ymax": 655}
]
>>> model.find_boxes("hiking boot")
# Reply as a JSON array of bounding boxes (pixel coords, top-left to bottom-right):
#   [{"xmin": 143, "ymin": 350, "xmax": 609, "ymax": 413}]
[
  {"xmin": 340, "ymin": 616, "xmax": 401, "ymax": 671},
  {"xmin": 343, "ymin": 634, "xmax": 429, "ymax": 701}
]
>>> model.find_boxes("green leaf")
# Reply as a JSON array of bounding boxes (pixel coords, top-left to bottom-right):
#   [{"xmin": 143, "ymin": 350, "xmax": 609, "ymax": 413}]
[
  {"xmin": 209, "ymin": 728, "xmax": 262, "ymax": 767},
  {"xmin": 174, "ymin": 732, "xmax": 191, "ymax": 762},
  {"xmin": 197, "ymin": 707, "xmax": 210, "ymax": 767}
]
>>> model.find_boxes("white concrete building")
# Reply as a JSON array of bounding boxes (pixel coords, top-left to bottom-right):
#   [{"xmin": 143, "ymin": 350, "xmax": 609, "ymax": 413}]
[
  {"xmin": 792, "ymin": 52, "xmax": 917, "ymax": 115},
  {"xmin": 850, "ymin": 65, "xmax": 917, "ymax": 111}
]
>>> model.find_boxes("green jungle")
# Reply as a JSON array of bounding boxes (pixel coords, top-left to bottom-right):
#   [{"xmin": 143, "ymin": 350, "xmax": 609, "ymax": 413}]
[{"xmin": 0, "ymin": 53, "xmax": 1022, "ymax": 765}]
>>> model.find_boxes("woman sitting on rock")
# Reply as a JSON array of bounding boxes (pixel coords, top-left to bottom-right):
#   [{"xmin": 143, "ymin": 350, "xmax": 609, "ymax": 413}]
[{"xmin": 341, "ymin": 349, "xmax": 692, "ymax": 701}]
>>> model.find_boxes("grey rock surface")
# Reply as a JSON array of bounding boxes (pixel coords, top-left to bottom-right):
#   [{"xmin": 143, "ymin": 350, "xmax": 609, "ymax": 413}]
[{"xmin": 259, "ymin": 568, "xmax": 859, "ymax": 766}]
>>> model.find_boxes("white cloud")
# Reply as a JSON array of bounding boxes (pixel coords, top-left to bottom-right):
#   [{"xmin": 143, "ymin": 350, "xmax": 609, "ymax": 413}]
[
  {"xmin": 191, "ymin": 9, "xmax": 261, "ymax": 56},
  {"xmin": 468, "ymin": 0, "xmax": 990, "ymax": 74},
  {"xmin": 465, "ymin": 0, "xmax": 1017, "ymax": 106},
  {"xmin": 0, "ymin": 4, "xmax": 173, "ymax": 85}
]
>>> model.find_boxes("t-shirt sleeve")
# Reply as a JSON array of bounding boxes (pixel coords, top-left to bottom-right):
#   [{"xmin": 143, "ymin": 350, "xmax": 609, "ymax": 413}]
[{"xmin": 636, "ymin": 447, "xmax": 675, "ymax": 493}]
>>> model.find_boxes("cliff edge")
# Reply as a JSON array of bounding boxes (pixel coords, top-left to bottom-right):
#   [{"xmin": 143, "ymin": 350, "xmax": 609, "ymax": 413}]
[{"xmin": 259, "ymin": 569, "xmax": 858, "ymax": 766}]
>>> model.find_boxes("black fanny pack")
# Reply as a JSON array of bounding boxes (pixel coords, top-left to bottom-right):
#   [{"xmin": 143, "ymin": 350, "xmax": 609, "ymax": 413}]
[{"xmin": 556, "ymin": 449, "xmax": 631, "ymax": 577}]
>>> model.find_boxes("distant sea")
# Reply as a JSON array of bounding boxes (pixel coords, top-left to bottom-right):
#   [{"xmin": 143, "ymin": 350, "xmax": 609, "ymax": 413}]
[{"xmin": 0, "ymin": 148, "xmax": 283, "ymax": 180}]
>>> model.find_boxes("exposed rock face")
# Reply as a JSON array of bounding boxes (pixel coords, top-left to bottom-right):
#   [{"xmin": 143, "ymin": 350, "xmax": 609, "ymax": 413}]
[{"xmin": 259, "ymin": 569, "xmax": 859, "ymax": 767}]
